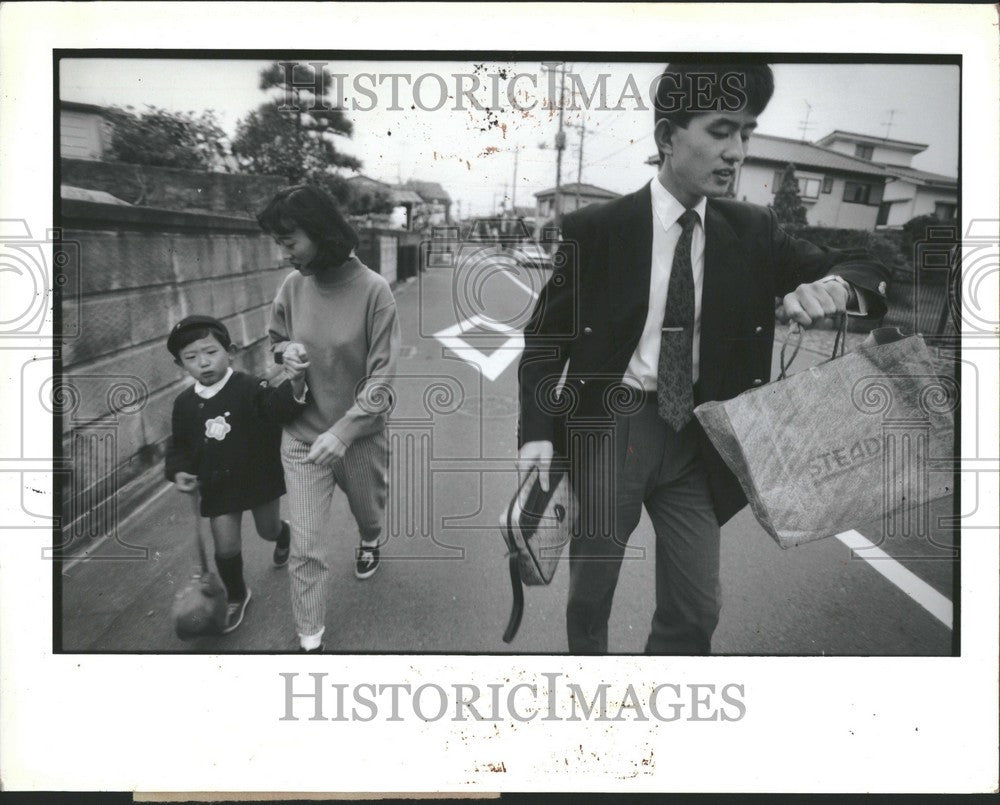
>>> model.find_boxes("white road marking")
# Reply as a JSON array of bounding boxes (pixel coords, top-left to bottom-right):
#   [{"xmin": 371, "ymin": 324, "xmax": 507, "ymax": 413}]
[
  {"xmin": 433, "ymin": 314, "xmax": 524, "ymax": 381},
  {"xmin": 836, "ymin": 529, "xmax": 953, "ymax": 629},
  {"xmin": 498, "ymin": 268, "xmax": 540, "ymax": 300}
]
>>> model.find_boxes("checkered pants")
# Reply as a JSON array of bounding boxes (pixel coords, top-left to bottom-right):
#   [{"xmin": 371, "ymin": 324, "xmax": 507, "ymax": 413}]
[{"xmin": 280, "ymin": 429, "xmax": 388, "ymax": 640}]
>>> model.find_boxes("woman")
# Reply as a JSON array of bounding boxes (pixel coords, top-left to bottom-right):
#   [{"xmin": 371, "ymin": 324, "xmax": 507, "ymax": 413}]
[{"xmin": 259, "ymin": 184, "xmax": 400, "ymax": 653}]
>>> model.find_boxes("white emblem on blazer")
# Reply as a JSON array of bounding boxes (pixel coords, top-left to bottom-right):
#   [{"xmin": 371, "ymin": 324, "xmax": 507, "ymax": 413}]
[{"xmin": 205, "ymin": 414, "xmax": 231, "ymax": 441}]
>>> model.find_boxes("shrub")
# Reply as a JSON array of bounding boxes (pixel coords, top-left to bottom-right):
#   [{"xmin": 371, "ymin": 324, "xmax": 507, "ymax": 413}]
[{"xmin": 107, "ymin": 106, "xmax": 226, "ymax": 171}]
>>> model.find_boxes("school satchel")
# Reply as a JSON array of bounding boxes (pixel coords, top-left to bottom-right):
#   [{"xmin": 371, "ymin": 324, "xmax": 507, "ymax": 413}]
[
  {"xmin": 171, "ymin": 493, "xmax": 228, "ymax": 640},
  {"xmin": 694, "ymin": 319, "xmax": 955, "ymax": 549},
  {"xmin": 500, "ymin": 466, "xmax": 577, "ymax": 643}
]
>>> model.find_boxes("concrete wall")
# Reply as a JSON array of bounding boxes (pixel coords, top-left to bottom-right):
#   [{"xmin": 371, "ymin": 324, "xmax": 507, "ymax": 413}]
[
  {"xmin": 61, "ymin": 158, "xmax": 288, "ymax": 217},
  {"xmin": 58, "ymin": 199, "xmax": 291, "ymax": 553}
]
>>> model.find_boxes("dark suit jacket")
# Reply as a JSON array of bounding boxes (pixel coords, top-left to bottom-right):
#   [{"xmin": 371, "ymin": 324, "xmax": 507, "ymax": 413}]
[{"xmin": 518, "ymin": 181, "xmax": 891, "ymax": 525}]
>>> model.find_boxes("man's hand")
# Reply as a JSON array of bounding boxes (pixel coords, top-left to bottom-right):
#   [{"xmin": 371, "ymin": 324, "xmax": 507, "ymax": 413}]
[
  {"xmin": 173, "ymin": 471, "xmax": 199, "ymax": 494},
  {"xmin": 306, "ymin": 432, "xmax": 348, "ymax": 467},
  {"xmin": 517, "ymin": 440, "xmax": 554, "ymax": 492},
  {"xmin": 776, "ymin": 278, "xmax": 850, "ymax": 328}
]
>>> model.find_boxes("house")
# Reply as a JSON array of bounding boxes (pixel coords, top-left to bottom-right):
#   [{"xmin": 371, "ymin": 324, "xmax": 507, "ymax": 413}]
[
  {"xmin": 399, "ymin": 180, "xmax": 452, "ymax": 224},
  {"xmin": 644, "ymin": 129, "xmax": 956, "ymax": 231},
  {"xmin": 724, "ymin": 133, "xmax": 890, "ymax": 230},
  {"xmin": 60, "ymin": 101, "xmax": 114, "ymax": 159},
  {"xmin": 534, "ymin": 182, "xmax": 621, "ymax": 223},
  {"xmin": 814, "ymin": 131, "xmax": 957, "ymax": 227}
]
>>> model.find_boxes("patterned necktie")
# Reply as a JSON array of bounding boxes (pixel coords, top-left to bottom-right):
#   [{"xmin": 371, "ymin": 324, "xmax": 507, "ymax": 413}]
[{"xmin": 657, "ymin": 208, "xmax": 699, "ymax": 430}]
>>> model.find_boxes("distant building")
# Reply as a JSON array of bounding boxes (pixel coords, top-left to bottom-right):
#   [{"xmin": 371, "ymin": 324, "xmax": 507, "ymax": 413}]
[
  {"xmin": 534, "ymin": 182, "xmax": 621, "ymax": 222},
  {"xmin": 814, "ymin": 131, "xmax": 957, "ymax": 226},
  {"xmin": 400, "ymin": 180, "xmax": 452, "ymax": 224},
  {"xmin": 60, "ymin": 101, "xmax": 114, "ymax": 160},
  {"xmin": 644, "ymin": 129, "xmax": 956, "ymax": 231},
  {"xmin": 724, "ymin": 133, "xmax": 890, "ymax": 230}
]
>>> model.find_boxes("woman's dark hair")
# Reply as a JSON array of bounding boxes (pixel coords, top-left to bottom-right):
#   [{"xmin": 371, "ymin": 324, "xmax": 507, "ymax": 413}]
[{"xmin": 257, "ymin": 184, "xmax": 360, "ymax": 269}]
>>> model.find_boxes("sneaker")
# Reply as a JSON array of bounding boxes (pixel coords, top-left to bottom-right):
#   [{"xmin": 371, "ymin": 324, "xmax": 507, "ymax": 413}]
[
  {"xmin": 355, "ymin": 545, "xmax": 380, "ymax": 579},
  {"xmin": 299, "ymin": 643, "xmax": 324, "ymax": 653},
  {"xmin": 221, "ymin": 588, "xmax": 251, "ymax": 634},
  {"xmin": 273, "ymin": 521, "xmax": 291, "ymax": 567}
]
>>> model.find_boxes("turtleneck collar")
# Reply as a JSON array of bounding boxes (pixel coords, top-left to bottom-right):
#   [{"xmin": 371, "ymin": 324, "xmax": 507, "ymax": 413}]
[{"xmin": 309, "ymin": 253, "xmax": 366, "ymax": 287}]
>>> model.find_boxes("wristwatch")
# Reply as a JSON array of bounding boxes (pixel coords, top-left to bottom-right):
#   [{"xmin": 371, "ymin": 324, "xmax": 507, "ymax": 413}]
[{"xmin": 819, "ymin": 274, "xmax": 857, "ymax": 307}]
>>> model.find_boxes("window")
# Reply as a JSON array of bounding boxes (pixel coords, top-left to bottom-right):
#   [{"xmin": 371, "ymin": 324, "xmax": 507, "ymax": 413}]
[
  {"xmin": 843, "ymin": 181, "xmax": 872, "ymax": 204},
  {"xmin": 797, "ymin": 177, "xmax": 821, "ymax": 199},
  {"xmin": 822, "ymin": 176, "xmax": 834, "ymax": 194},
  {"xmin": 854, "ymin": 144, "xmax": 874, "ymax": 160},
  {"xmin": 934, "ymin": 202, "xmax": 957, "ymax": 220},
  {"xmin": 772, "ymin": 171, "xmax": 820, "ymax": 199}
]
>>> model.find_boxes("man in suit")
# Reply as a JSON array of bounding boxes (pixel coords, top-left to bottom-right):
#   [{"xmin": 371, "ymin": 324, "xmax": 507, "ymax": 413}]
[{"xmin": 517, "ymin": 62, "xmax": 890, "ymax": 655}]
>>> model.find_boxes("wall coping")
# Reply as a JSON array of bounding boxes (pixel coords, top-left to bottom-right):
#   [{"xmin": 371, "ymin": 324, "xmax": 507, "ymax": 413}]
[{"xmin": 61, "ymin": 199, "xmax": 264, "ymax": 234}]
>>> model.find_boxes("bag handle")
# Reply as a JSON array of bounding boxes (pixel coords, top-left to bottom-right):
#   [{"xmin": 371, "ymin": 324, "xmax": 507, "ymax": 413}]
[
  {"xmin": 190, "ymin": 492, "xmax": 211, "ymax": 574},
  {"xmin": 502, "ymin": 471, "xmax": 531, "ymax": 644},
  {"xmin": 778, "ymin": 312, "xmax": 848, "ymax": 380}
]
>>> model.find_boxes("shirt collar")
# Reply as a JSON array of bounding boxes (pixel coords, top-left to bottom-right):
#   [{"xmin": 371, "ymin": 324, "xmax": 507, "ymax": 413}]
[
  {"xmin": 650, "ymin": 178, "xmax": 707, "ymax": 233},
  {"xmin": 194, "ymin": 367, "xmax": 233, "ymax": 399}
]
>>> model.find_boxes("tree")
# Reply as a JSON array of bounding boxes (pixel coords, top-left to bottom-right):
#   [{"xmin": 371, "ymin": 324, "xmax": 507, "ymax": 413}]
[
  {"xmin": 106, "ymin": 106, "xmax": 226, "ymax": 171},
  {"xmin": 772, "ymin": 163, "xmax": 808, "ymax": 226},
  {"xmin": 232, "ymin": 62, "xmax": 361, "ymax": 182}
]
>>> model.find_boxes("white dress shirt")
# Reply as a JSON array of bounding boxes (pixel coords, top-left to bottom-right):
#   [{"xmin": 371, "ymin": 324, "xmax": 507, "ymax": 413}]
[{"xmin": 623, "ymin": 180, "xmax": 707, "ymax": 391}]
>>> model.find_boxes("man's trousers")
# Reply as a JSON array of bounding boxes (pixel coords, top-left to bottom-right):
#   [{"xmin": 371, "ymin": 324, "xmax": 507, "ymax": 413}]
[{"xmin": 566, "ymin": 393, "xmax": 721, "ymax": 654}]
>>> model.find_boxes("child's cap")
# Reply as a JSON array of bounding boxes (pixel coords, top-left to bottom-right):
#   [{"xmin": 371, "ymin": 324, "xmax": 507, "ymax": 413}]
[{"xmin": 166, "ymin": 314, "xmax": 232, "ymax": 358}]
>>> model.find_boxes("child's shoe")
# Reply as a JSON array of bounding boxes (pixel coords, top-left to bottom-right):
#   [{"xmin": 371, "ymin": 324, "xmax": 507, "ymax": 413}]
[
  {"xmin": 221, "ymin": 588, "xmax": 251, "ymax": 634},
  {"xmin": 273, "ymin": 520, "xmax": 291, "ymax": 567},
  {"xmin": 355, "ymin": 544, "xmax": 380, "ymax": 580}
]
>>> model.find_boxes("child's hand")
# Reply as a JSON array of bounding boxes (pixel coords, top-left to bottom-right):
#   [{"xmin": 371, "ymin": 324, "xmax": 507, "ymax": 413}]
[
  {"xmin": 283, "ymin": 342, "xmax": 308, "ymax": 366},
  {"xmin": 283, "ymin": 343, "xmax": 310, "ymax": 381},
  {"xmin": 174, "ymin": 472, "xmax": 199, "ymax": 494},
  {"xmin": 289, "ymin": 373, "xmax": 307, "ymax": 401}
]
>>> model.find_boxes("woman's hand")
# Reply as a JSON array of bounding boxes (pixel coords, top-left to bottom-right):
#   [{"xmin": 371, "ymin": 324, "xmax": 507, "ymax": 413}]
[{"xmin": 306, "ymin": 432, "xmax": 348, "ymax": 466}]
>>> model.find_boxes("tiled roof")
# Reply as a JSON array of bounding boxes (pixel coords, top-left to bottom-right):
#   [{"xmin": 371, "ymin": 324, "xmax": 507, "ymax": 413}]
[
  {"xmin": 391, "ymin": 189, "xmax": 425, "ymax": 204},
  {"xmin": 534, "ymin": 182, "xmax": 621, "ymax": 199},
  {"xmin": 743, "ymin": 133, "xmax": 888, "ymax": 177},
  {"xmin": 815, "ymin": 130, "xmax": 928, "ymax": 152},
  {"xmin": 880, "ymin": 164, "xmax": 957, "ymax": 188},
  {"xmin": 347, "ymin": 174, "xmax": 392, "ymax": 190},
  {"xmin": 401, "ymin": 180, "xmax": 451, "ymax": 203}
]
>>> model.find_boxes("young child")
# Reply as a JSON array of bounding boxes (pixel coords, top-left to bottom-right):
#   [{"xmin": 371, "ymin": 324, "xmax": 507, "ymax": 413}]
[
  {"xmin": 164, "ymin": 314, "xmax": 309, "ymax": 634},
  {"xmin": 258, "ymin": 184, "xmax": 401, "ymax": 653}
]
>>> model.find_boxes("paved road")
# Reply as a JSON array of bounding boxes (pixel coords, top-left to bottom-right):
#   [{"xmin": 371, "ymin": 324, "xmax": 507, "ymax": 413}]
[{"xmin": 59, "ymin": 247, "xmax": 956, "ymax": 655}]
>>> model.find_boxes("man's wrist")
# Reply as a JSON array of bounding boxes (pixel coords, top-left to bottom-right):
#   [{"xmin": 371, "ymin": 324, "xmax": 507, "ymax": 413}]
[{"xmin": 820, "ymin": 275, "xmax": 859, "ymax": 310}]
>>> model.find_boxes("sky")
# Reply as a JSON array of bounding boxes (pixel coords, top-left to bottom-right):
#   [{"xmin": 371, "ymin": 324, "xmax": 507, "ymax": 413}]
[{"xmin": 61, "ymin": 59, "xmax": 959, "ymax": 217}]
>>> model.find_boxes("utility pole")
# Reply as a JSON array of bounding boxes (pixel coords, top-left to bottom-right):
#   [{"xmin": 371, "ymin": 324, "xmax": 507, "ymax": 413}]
[
  {"xmin": 511, "ymin": 144, "xmax": 522, "ymax": 214},
  {"xmin": 565, "ymin": 120, "xmax": 593, "ymax": 212},
  {"xmin": 543, "ymin": 61, "xmax": 568, "ymax": 228}
]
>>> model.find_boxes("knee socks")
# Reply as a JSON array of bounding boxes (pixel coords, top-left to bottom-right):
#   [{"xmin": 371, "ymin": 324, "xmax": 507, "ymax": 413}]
[{"xmin": 215, "ymin": 552, "xmax": 246, "ymax": 602}]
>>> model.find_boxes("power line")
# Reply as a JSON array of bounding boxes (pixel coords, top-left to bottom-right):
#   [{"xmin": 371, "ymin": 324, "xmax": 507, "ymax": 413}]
[{"xmin": 582, "ymin": 132, "xmax": 653, "ymax": 169}]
